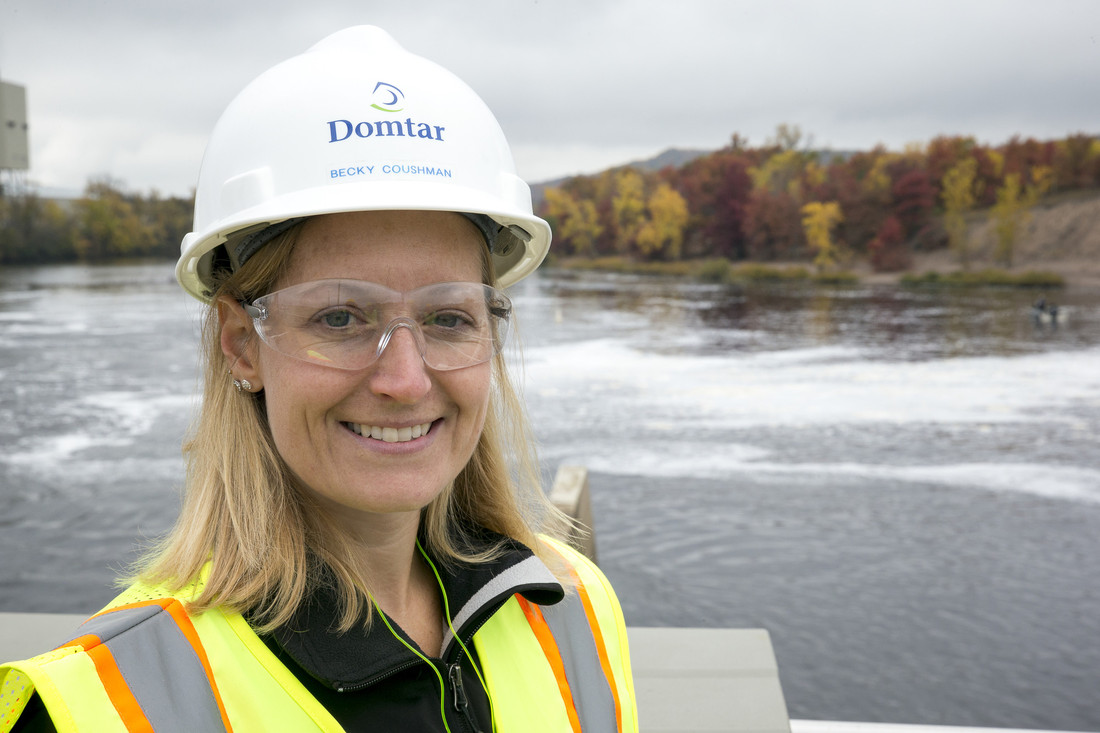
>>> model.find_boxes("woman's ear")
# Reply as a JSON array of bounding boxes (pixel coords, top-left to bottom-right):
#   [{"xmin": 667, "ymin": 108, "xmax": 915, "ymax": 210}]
[{"xmin": 218, "ymin": 297, "xmax": 264, "ymax": 391}]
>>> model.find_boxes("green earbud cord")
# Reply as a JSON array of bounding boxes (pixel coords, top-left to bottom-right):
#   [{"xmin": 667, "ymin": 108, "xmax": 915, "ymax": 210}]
[{"xmin": 368, "ymin": 540, "xmax": 497, "ymax": 733}]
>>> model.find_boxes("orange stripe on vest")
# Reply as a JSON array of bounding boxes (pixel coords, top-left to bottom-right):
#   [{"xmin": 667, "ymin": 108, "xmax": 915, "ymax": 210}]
[
  {"xmin": 78, "ymin": 597, "xmax": 235, "ymax": 732},
  {"xmin": 85, "ymin": 643, "xmax": 154, "ymax": 733},
  {"xmin": 517, "ymin": 595, "xmax": 583, "ymax": 733},
  {"xmin": 546, "ymin": 543, "xmax": 624, "ymax": 733}
]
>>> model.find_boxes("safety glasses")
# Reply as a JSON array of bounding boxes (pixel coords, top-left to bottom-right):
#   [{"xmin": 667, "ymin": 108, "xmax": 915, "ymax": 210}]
[{"xmin": 242, "ymin": 279, "xmax": 512, "ymax": 371}]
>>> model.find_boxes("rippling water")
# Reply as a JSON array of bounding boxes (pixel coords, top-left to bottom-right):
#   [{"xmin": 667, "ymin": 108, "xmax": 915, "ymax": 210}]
[{"xmin": 2, "ymin": 263, "xmax": 1099, "ymax": 730}]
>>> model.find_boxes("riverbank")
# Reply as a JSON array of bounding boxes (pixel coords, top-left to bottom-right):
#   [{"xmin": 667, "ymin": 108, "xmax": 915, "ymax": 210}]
[{"xmin": 555, "ymin": 189, "xmax": 1100, "ymax": 290}]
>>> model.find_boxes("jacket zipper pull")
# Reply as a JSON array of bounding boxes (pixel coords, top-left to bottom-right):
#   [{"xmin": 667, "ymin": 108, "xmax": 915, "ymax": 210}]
[{"xmin": 448, "ymin": 663, "xmax": 484, "ymax": 733}]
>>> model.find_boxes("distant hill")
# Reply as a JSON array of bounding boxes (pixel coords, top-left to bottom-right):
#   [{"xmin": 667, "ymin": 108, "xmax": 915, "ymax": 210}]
[
  {"xmin": 528, "ymin": 147, "xmax": 867, "ymax": 205},
  {"xmin": 530, "ymin": 147, "xmax": 713, "ymax": 206}
]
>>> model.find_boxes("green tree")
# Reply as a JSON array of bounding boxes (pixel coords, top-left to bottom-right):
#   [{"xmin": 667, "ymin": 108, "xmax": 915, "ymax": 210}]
[
  {"xmin": 73, "ymin": 179, "xmax": 149, "ymax": 260},
  {"xmin": 0, "ymin": 194, "xmax": 75, "ymax": 263}
]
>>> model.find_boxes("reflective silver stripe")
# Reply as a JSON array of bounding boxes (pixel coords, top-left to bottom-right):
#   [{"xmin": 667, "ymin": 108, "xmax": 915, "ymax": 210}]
[
  {"xmin": 541, "ymin": 593, "xmax": 618, "ymax": 732},
  {"xmin": 62, "ymin": 604, "xmax": 161, "ymax": 646},
  {"xmin": 66, "ymin": 604, "xmax": 228, "ymax": 732},
  {"xmin": 442, "ymin": 555, "xmax": 559, "ymax": 653}
]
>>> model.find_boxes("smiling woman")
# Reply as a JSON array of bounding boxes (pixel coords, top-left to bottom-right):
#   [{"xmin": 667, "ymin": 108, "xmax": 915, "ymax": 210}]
[{"xmin": 0, "ymin": 25, "xmax": 637, "ymax": 733}]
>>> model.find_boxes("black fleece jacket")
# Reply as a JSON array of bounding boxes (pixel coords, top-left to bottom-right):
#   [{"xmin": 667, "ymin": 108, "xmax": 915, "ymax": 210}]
[{"xmin": 255, "ymin": 531, "xmax": 564, "ymax": 732}]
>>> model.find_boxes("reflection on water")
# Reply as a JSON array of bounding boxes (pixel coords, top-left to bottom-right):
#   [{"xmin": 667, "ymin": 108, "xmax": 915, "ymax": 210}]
[
  {"xmin": 516, "ymin": 269, "xmax": 1096, "ymax": 361},
  {"xmin": 2, "ymin": 263, "xmax": 1099, "ymax": 730}
]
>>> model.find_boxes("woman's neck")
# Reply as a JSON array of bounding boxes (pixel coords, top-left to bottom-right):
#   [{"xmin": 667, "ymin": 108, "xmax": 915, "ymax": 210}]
[{"xmin": 337, "ymin": 512, "xmax": 445, "ymax": 656}]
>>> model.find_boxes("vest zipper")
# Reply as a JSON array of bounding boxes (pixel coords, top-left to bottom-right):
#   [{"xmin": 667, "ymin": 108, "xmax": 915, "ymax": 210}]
[
  {"xmin": 448, "ymin": 662, "xmax": 486, "ymax": 733},
  {"xmin": 333, "ymin": 659, "xmax": 421, "ymax": 693}
]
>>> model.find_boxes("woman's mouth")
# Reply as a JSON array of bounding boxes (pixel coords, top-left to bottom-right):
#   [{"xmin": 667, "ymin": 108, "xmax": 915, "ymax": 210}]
[{"xmin": 342, "ymin": 421, "xmax": 434, "ymax": 443}]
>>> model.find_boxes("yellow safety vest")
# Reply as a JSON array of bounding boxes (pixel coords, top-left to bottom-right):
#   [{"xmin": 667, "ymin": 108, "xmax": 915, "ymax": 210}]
[{"xmin": 0, "ymin": 538, "xmax": 637, "ymax": 732}]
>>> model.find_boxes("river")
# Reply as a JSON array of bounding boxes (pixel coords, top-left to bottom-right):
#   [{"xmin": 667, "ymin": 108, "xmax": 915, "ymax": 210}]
[{"xmin": 1, "ymin": 262, "xmax": 1098, "ymax": 730}]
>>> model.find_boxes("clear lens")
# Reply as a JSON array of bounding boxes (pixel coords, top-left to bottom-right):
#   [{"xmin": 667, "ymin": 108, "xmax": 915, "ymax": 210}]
[{"xmin": 246, "ymin": 280, "xmax": 511, "ymax": 371}]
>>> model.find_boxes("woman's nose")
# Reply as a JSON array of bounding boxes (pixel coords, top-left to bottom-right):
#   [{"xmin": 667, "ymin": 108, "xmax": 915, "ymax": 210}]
[{"xmin": 367, "ymin": 322, "xmax": 432, "ymax": 402}]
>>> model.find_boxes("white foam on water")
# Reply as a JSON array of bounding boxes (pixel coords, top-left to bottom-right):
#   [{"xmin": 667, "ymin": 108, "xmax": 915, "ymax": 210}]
[
  {"xmin": 526, "ymin": 340, "xmax": 1100, "ymax": 504},
  {"xmin": 544, "ymin": 441, "xmax": 1100, "ymax": 504},
  {"xmin": 2, "ymin": 391, "xmax": 194, "ymax": 468},
  {"xmin": 4, "ymin": 432, "xmax": 103, "ymax": 466},
  {"xmin": 524, "ymin": 340, "xmax": 1100, "ymax": 428}
]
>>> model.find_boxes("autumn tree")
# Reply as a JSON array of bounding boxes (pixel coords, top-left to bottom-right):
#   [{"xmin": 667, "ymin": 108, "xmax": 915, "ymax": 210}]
[
  {"xmin": 768, "ymin": 123, "xmax": 805, "ymax": 152},
  {"xmin": 744, "ymin": 132, "xmax": 816, "ymax": 261},
  {"xmin": 990, "ymin": 166, "xmax": 1053, "ymax": 267},
  {"xmin": 890, "ymin": 168, "xmax": 937, "ymax": 242},
  {"xmin": 1052, "ymin": 133, "xmax": 1100, "ymax": 190},
  {"xmin": 610, "ymin": 169, "xmax": 647, "ymax": 254},
  {"xmin": 672, "ymin": 146, "xmax": 753, "ymax": 259},
  {"xmin": 743, "ymin": 190, "xmax": 804, "ymax": 260},
  {"xmin": 543, "ymin": 187, "xmax": 603, "ymax": 256},
  {"xmin": 636, "ymin": 183, "xmax": 689, "ymax": 260},
  {"xmin": 868, "ymin": 215, "xmax": 911, "ymax": 272},
  {"xmin": 800, "ymin": 201, "xmax": 844, "ymax": 271},
  {"xmin": 925, "ymin": 136, "xmax": 975, "ymax": 196},
  {"xmin": 749, "ymin": 149, "xmax": 807, "ymax": 200},
  {"xmin": 941, "ymin": 158, "xmax": 978, "ymax": 267},
  {"xmin": 1001, "ymin": 136, "xmax": 1054, "ymax": 179}
]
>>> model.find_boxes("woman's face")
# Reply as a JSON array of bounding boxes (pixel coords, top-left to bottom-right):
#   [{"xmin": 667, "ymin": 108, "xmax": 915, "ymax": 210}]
[{"xmin": 242, "ymin": 210, "xmax": 491, "ymax": 528}]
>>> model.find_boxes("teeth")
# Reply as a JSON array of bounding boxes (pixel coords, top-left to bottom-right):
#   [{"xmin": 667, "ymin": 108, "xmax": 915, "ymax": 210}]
[{"xmin": 348, "ymin": 421, "xmax": 432, "ymax": 443}]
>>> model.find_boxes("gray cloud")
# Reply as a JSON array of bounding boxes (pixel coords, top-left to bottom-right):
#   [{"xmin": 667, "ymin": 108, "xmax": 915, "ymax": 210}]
[{"xmin": 2, "ymin": 0, "xmax": 1097, "ymax": 196}]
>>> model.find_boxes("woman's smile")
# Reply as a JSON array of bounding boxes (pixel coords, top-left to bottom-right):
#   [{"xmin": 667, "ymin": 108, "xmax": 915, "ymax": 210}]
[{"xmin": 341, "ymin": 419, "xmax": 437, "ymax": 443}]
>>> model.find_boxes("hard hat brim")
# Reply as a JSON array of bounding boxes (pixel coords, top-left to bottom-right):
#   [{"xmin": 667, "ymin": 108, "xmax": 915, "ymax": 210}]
[{"xmin": 176, "ymin": 177, "xmax": 551, "ymax": 301}]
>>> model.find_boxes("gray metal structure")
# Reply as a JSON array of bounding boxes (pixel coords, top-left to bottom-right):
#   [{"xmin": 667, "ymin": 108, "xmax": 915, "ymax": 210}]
[{"xmin": 0, "ymin": 80, "xmax": 29, "ymax": 171}]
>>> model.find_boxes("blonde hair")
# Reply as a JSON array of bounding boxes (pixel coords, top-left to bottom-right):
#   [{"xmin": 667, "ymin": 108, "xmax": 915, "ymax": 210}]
[{"xmin": 136, "ymin": 219, "xmax": 570, "ymax": 631}]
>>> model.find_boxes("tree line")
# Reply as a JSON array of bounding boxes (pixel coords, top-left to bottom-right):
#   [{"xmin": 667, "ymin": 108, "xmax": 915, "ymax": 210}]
[
  {"xmin": 538, "ymin": 126, "xmax": 1100, "ymax": 272},
  {"xmin": 0, "ymin": 178, "xmax": 193, "ymax": 265},
  {"xmin": 2, "ymin": 128, "xmax": 1098, "ymax": 271}
]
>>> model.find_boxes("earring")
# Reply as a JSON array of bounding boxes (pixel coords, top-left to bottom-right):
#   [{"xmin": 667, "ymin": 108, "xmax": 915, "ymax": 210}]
[{"xmin": 229, "ymin": 369, "xmax": 252, "ymax": 393}]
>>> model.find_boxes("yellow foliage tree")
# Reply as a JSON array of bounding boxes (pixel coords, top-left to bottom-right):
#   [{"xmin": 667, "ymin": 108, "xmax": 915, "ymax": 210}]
[
  {"xmin": 749, "ymin": 149, "xmax": 804, "ymax": 195},
  {"xmin": 636, "ymin": 183, "xmax": 689, "ymax": 260},
  {"xmin": 861, "ymin": 153, "xmax": 894, "ymax": 199},
  {"xmin": 543, "ymin": 187, "xmax": 603, "ymax": 256},
  {"xmin": 800, "ymin": 201, "xmax": 844, "ymax": 271},
  {"xmin": 941, "ymin": 158, "xmax": 978, "ymax": 267},
  {"xmin": 990, "ymin": 166, "xmax": 1053, "ymax": 267},
  {"xmin": 611, "ymin": 169, "xmax": 647, "ymax": 254}
]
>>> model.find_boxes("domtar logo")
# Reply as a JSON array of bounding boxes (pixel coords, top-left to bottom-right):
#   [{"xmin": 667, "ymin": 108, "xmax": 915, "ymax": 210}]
[
  {"xmin": 371, "ymin": 82, "xmax": 404, "ymax": 112},
  {"xmin": 326, "ymin": 80, "xmax": 447, "ymax": 143}
]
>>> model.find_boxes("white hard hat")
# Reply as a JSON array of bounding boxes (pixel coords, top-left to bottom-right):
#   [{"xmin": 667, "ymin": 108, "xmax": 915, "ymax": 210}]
[{"xmin": 176, "ymin": 25, "xmax": 551, "ymax": 301}]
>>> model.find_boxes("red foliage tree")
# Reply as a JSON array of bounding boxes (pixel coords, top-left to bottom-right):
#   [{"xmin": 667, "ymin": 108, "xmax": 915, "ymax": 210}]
[
  {"xmin": 889, "ymin": 167, "xmax": 937, "ymax": 241},
  {"xmin": 674, "ymin": 150, "xmax": 754, "ymax": 259},
  {"xmin": 868, "ymin": 215, "xmax": 911, "ymax": 272},
  {"xmin": 743, "ymin": 189, "xmax": 805, "ymax": 260},
  {"xmin": 1001, "ymin": 136, "xmax": 1055, "ymax": 179},
  {"xmin": 970, "ymin": 145, "xmax": 1003, "ymax": 206}
]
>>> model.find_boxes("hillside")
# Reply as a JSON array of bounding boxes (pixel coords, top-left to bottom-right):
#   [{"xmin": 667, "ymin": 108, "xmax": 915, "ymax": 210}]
[
  {"xmin": 530, "ymin": 147, "xmax": 711, "ymax": 206},
  {"xmin": 876, "ymin": 190, "xmax": 1100, "ymax": 288}
]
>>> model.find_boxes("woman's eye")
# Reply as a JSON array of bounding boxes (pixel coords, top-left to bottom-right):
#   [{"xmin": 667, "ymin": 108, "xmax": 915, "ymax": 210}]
[
  {"xmin": 321, "ymin": 309, "xmax": 354, "ymax": 328},
  {"xmin": 428, "ymin": 312, "xmax": 463, "ymax": 328}
]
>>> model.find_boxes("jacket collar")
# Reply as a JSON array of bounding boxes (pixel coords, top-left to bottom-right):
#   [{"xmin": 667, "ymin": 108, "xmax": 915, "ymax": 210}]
[{"xmin": 262, "ymin": 529, "xmax": 563, "ymax": 692}]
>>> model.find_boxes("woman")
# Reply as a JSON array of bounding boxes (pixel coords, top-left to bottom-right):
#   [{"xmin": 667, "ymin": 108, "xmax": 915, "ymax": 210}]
[{"xmin": 1, "ymin": 26, "xmax": 637, "ymax": 732}]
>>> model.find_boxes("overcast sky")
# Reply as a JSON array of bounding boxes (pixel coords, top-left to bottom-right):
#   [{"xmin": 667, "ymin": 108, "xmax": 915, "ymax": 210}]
[{"xmin": 2, "ymin": 0, "xmax": 1098, "ymax": 198}]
